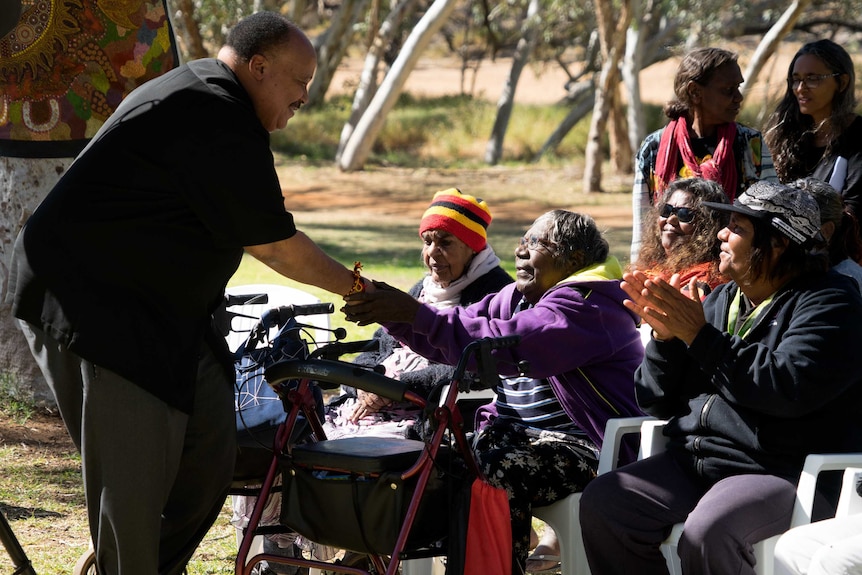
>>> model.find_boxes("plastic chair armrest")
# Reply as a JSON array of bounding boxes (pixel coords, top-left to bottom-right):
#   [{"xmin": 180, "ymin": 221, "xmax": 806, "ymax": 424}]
[
  {"xmin": 597, "ymin": 416, "xmax": 656, "ymax": 475},
  {"xmin": 638, "ymin": 419, "xmax": 670, "ymax": 460},
  {"xmin": 790, "ymin": 453, "xmax": 862, "ymax": 527}
]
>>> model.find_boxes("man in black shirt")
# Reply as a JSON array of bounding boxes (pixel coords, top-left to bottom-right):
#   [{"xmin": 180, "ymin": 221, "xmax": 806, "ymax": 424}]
[{"xmin": 6, "ymin": 12, "xmax": 364, "ymax": 575}]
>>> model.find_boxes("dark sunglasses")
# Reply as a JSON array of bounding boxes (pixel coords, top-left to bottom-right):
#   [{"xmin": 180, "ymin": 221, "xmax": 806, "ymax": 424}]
[{"xmin": 659, "ymin": 203, "xmax": 697, "ymax": 223}]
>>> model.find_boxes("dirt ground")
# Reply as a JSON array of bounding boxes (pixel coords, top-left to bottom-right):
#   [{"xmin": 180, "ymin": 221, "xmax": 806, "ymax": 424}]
[
  {"xmin": 330, "ymin": 42, "xmax": 799, "ymax": 106},
  {"xmin": 0, "ymin": 409, "xmax": 68, "ymax": 452}
]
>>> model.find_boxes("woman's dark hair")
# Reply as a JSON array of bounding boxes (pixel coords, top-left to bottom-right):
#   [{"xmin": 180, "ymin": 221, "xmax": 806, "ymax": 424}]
[
  {"xmin": 636, "ymin": 178, "xmax": 728, "ymax": 275},
  {"xmin": 536, "ymin": 210, "xmax": 609, "ymax": 272},
  {"xmin": 225, "ymin": 11, "xmax": 297, "ymax": 62},
  {"xmin": 665, "ymin": 47, "xmax": 739, "ymax": 121},
  {"xmin": 746, "ymin": 215, "xmax": 828, "ymax": 283},
  {"xmin": 791, "ymin": 177, "xmax": 862, "ymax": 265},
  {"xmin": 764, "ymin": 40, "xmax": 857, "ymax": 182}
]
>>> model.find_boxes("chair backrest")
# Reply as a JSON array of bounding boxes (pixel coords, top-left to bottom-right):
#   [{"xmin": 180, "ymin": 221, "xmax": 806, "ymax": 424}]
[
  {"xmin": 639, "ymin": 323, "xmax": 653, "ymax": 348},
  {"xmin": 835, "ymin": 467, "xmax": 862, "ymax": 518},
  {"xmin": 224, "ymin": 284, "xmax": 331, "ymax": 353}
]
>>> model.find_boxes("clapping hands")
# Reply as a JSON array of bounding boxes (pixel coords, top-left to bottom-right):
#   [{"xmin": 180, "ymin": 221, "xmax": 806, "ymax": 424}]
[{"xmin": 620, "ymin": 270, "xmax": 708, "ymax": 345}]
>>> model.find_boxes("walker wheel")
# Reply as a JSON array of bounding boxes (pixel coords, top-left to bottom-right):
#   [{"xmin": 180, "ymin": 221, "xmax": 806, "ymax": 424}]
[
  {"xmin": 73, "ymin": 548, "xmax": 98, "ymax": 575},
  {"xmin": 71, "ymin": 547, "xmax": 189, "ymax": 574}
]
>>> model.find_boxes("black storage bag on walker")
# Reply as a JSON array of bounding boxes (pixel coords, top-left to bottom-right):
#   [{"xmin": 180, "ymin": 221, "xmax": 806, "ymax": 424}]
[{"xmin": 279, "ymin": 437, "xmax": 464, "ymax": 555}]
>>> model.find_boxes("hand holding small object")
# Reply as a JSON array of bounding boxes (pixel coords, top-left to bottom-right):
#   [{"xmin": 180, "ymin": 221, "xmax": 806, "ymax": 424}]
[{"xmin": 342, "ymin": 281, "xmax": 420, "ymax": 326}]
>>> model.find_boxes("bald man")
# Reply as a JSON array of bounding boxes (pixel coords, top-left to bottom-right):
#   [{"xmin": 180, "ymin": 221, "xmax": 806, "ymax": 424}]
[{"xmin": 7, "ymin": 12, "xmax": 362, "ymax": 575}]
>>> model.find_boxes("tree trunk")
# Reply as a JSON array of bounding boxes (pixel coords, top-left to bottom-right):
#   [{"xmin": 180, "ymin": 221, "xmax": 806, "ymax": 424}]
[
  {"xmin": 288, "ymin": 0, "xmax": 309, "ymax": 25},
  {"xmin": 583, "ymin": 0, "xmax": 631, "ymax": 193},
  {"xmin": 0, "ymin": 158, "xmax": 75, "ymax": 406},
  {"xmin": 336, "ymin": 0, "xmax": 418, "ymax": 162},
  {"xmin": 740, "ymin": 0, "xmax": 811, "ymax": 98},
  {"xmin": 484, "ymin": 0, "xmax": 541, "ymax": 165},
  {"xmin": 0, "ymin": 1, "xmax": 180, "ymax": 406},
  {"xmin": 534, "ymin": 12, "xmax": 675, "ymax": 164},
  {"xmin": 173, "ymin": 0, "xmax": 207, "ymax": 60},
  {"xmin": 338, "ymin": 0, "xmax": 459, "ymax": 172},
  {"xmin": 623, "ymin": 9, "xmax": 677, "ymax": 155},
  {"xmin": 307, "ymin": 0, "xmax": 370, "ymax": 108},
  {"xmin": 609, "ymin": 88, "xmax": 632, "ymax": 173},
  {"xmin": 622, "ymin": 2, "xmax": 646, "ymax": 158},
  {"xmin": 533, "ymin": 82, "xmax": 595, "ymax": 161}
]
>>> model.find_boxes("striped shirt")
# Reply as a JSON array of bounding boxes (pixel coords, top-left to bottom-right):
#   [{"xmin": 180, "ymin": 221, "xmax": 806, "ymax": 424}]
[{"xmin": 494, "ymin": 376, "xmax": 583, "ymax": 435}]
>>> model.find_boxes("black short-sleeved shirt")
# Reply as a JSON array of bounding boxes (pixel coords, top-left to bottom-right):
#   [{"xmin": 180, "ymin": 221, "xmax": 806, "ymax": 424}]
[{"xmin": 8, "ymin": 59, "xmax": 297, "ymax": 412}]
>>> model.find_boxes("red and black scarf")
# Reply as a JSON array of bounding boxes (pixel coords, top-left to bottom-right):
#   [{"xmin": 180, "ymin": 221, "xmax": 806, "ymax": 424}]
[{"xmin": 654, "ymin": 117, "xmax": 739, "ymax": 203}]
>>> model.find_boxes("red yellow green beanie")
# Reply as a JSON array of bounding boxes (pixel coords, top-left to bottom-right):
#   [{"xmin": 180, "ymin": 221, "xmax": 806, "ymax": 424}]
[{"xmin": 419, "ymin": 188, "xmax": 491, "ymax": 253}]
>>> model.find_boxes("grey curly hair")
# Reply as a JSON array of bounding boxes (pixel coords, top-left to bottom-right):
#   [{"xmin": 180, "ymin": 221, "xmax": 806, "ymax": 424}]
[{"xmin": 533, "ymin": 210, "xmax": 609, "ymax": 271}]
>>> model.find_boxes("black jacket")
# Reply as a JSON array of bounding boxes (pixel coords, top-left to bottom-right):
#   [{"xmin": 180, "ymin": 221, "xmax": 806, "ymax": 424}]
[{"xmin": 637, "ymin": 270, "xmax": 862, "ymax": 483}]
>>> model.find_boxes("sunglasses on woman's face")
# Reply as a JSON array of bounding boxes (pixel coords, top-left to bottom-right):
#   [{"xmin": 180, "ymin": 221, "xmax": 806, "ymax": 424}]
[{"xmin": 659, "ymin": 203, "xmax": 697, "ymax": 223}]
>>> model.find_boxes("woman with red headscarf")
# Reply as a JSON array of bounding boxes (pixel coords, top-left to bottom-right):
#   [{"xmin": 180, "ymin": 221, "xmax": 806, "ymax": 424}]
[{"xmin": 630, "ymin": 47, "xmax": 776, "ymax": 263}]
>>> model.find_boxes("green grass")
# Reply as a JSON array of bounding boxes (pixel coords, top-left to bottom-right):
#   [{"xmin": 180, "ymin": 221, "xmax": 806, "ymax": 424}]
[
  {"xmin": 228, "ymin": 254, "xmax": 426, "ymax": 344},
  {"xmin": 270, "ymin": 94, "xmax": 592, "ymax": 166},
  {"xmin": 0, "ymin": 444, "xmax": 92, "ymax": 573},
  {"xmin": 0, "ymin": 371, "xmax": 34, "ymax": 422},
  {"xmin": 0, "ymin": 425, "xmax": 249, "ymax": 575}
]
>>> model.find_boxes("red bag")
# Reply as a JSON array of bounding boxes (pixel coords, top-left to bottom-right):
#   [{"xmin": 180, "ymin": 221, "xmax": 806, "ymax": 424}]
[{"xmin": 462, "ymin": 479, "xmax": 512, "ymax": 575}]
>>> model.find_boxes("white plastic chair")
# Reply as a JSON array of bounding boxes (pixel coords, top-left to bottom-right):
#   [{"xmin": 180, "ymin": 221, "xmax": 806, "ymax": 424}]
[
  {"xmin": 835, "ymin": 467, "xmax": 862, "ymax": 518},
  {"xmin": 639, "ymin": 420, "xmax": 862, "ymax": 575},
  {"xmin": 771, "ymin": 466, "xmax": 862, "ymax": 575},
  {"xmin": 532, "ymin": 416, "xmax": 653, "ymax": 575}
]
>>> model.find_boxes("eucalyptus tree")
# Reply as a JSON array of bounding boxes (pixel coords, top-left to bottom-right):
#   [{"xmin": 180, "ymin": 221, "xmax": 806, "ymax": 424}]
[
  {"xmin": 307, "ymin": 0, "xmax": 371, "ymax": 107},
  {"xmin": 583, "ymin": 0, "xmax": 632, "ymax": 193},
  {"xmin": 338, "ymin": 0, "xmax": 460, "ymax": 171},
  {"xmin": 476, "ymin": 0, "xmax": 601, "ymax": 164},
  {"xmin": 336, "ymin": 0, "xmax": 420, "ymax": 162},
  {"xmin": 484, "ymin": 0, "xmax": 542, "ymax": 165}
]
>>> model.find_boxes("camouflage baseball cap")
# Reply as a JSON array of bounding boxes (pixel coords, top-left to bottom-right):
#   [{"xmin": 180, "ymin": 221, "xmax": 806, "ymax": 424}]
[{"xmin": 702, "ymin": 180, "xmax": 821, "ymax": 245}]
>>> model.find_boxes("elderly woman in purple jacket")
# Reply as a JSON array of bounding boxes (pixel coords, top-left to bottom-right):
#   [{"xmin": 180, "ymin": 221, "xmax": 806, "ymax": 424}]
[{"xmin": 344, "ymin": 209, "xmax": 645, "ymax": 573}]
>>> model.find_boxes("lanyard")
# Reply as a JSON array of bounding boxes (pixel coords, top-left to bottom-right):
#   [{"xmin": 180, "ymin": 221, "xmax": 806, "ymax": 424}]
[{"xmin": 727, "ymin": 288, "xmax": 775, "ymax": 339}]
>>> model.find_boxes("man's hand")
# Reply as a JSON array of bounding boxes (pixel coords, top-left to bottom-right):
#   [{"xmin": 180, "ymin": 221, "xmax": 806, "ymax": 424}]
[
  {"xmin": 620, "ymin": 271, "xmax": 707, "ymax": 345},
  {"xmin": 341, "ymin": 281, "xmax": 420, "ymax": 326}
]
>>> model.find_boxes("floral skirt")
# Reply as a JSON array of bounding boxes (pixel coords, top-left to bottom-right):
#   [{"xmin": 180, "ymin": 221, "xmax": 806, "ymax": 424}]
[{"xmin": 473, "ymin": 419, "xmax": 599, "ymax": 571}]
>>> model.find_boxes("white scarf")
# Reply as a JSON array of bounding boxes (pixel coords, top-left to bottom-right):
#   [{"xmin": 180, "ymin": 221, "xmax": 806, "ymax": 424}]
[{"xmin": 419, "ymin": 245, "xmax": 502, "ymax": 308}]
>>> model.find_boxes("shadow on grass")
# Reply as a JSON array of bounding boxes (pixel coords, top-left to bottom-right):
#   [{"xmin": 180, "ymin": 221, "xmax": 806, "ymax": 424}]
[{"xmin": 1, "ymin": 503, "xmax": 62, "ymax": 521}]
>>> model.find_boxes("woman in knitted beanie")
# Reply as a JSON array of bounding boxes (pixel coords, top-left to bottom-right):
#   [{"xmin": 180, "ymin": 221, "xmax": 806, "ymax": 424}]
[{"xmin": 324, "ymin": 188, "xmax": 513, "ymax": 437}]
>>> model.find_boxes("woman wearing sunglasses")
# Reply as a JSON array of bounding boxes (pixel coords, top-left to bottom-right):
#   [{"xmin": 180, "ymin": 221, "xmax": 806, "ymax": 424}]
[
  {"xmin": 635, "ymin": 177, "xmax": 728, "ymax": 297},
  {"xmin": 630, "ymin": 47, "xmax": 776, "ymax": 263},
  {"xmin": 765, "ymin": 39, "xmax": 861, "ymax": 254},
  {"xmin": 581, "ymin": 180, "xmax": 862, "ymax": 575}
]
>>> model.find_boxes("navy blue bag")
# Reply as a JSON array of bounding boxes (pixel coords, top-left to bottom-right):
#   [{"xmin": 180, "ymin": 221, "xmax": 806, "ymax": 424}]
[{"xmin": 233, "ymin": 308, "xmax": 311, "ymax": 446}]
